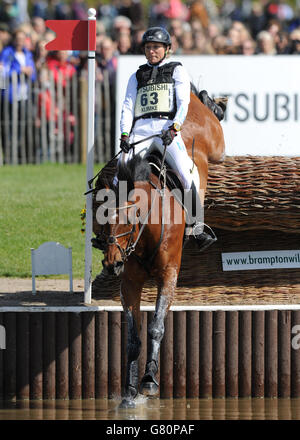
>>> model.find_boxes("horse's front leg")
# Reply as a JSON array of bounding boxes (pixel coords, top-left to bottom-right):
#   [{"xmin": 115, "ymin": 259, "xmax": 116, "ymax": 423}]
[
  {"xmin": 119, "ymin": 276, "xmax": 143, "ymax": 409},
  {"xmin": 140, "ymin": 267, "xmax": 177, "ymax": 396}
]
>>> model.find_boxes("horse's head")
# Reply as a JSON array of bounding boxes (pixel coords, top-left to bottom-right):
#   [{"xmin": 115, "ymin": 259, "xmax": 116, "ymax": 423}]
[{"xmin": 100, "ymin": 156, "xmax": 151, "ymax": 276}]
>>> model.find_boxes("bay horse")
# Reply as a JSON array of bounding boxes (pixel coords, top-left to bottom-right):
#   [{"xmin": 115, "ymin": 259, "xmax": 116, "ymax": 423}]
[{"xmin": 92, "ymin": 89, "xmax": 225, "ymax": 408}]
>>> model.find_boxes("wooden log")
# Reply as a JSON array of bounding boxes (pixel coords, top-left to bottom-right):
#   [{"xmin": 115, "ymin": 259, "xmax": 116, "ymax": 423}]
[
  {"xmin": 82, "ymin": 312, "xmax": 95, "ymax": 399},
  {"xmin": 186, "ymin": 311, "xmax": 199, "ymax": 398},
  {"xmin": 95, "ymin": 312, "xmax": 108, "ymax": 398},
  {"xmin": 43, "ymin": 312, "xmax": 56, "ymax": 399},
  {"xmin": 213, "ymin": 311, "xmax": 226, "ymax": 398},
  {"xmin": 108, "ymin": 312, "xmax": 121, "ymax": 398},
  {"xmin": 30, "ymin": 313, "xmax": 43, "ymax": 399},
  {"xmin": 16, "ymin": 313, "xmax": 30, "ymax": 400},
  {"xmin": 291, "ymin": 310, "xmax": 300, "ymax": 397},
  {"xmin": 160, "ymin": 311, "xmax": 173, "ymax": 398},
  {"xmin": 252, "ymin": 311, "xmax": 265, "ymax": 397},
  {"xmin": 238, "ymin": 311, "xmax": 252, "ymax": 397},
  {"xmin": 278, "ymin": 310, "xmax": 291, "ymax": 397},
  {"xmin": 173, "ymin": 311, "xmax": 186, "ymax": 398},
  {"xmin": 69, "ymin": 312, "xmax": 82, "ymax": 399},
  {"xmin": 265, "ymin": 310, "xmax": 278, "ymax": 397},
  {"xmin": 55, "ymin": 313, "xmax": 69, "ymax": 399},
  {"xmin": 199, "ymin": 311, "xmax": 213, "ymax": 398},
  {"xmin": 226, "ymin": 311, "xmax": 239, "ymax": 397}
]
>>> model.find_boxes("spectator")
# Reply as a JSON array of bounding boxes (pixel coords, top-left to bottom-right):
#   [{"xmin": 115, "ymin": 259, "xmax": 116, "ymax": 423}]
[
  {"xmin": 169, "ymin": 18, "xmax": 184, "ymax": 40},
  {"xmin": 131, "ymin": 26, "xmax": 147, "ymax": 54},
  {"xmin": 247, "ymin": 2, "xmax": 267, "ymax": 38},
  {"xmin": 46, "ymin": 50, "xmax": 76, "ymax": 88},
  {"xmin": 34, "ymin": 38, "xmax": 48, "ymax": 71},
  {"xmin": 193, "ymin": 29, "xmax": 214, "ymax": 54},
  {"xmin": 116, "ymin": 32, "xmax": 133, "ymax": 55},
  {"xmin": 96, "ymin": 36, "xmax": 117, "ymax": 86},
  {"xmin": 256, "ymin": 30, "xmax": 277, "ymax": 54},
  {"xmin": 179, "ymin": 23, "xmax": 195, "ymax": 54},
  {"xmin": 241, "ymin": 38, "xmax": 256, "ymax": 55},
  {"xmin": 0, "ymin": 28, "xmax": 36, "ymax": 102},
  {"xmin": 164, "ymin": 0, "xmax": 190, "ymax": 21},
  {"xmin": 31, "ymin": 16, "xmax": 46, "ymax": 38},
  {"xmin": 113, "ymin": 15, "xmax": 132, "ymax": 39},
  {"xmin": 70, "ymin": 0, "xmax": 87, "ymax": 20},
  {"xmin": 149, "ymin": 0, "xmax": 170, "ymax": 28},
  {"xmin": 275, "ymin": 31, "xmax": 291, "ymax": 54},
  {"xmin": 118, "ymin": 0, "xmax": 145, "ymax": 28},
  {"xmin": 289, "ymin": 28, "xmax": 300, "ymax": 54},
  {"xmin": 0, "ymin": 22, "xmax": 11, "ymax": 51}
]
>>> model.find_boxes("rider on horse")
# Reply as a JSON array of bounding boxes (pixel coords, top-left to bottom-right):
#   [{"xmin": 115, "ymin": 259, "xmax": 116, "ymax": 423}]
[{"xmin": 116, "ymin": 27, "xmax": 225, "ymax": 250}]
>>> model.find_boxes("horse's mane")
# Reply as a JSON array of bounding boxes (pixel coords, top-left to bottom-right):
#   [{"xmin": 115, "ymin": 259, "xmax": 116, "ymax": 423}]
[{"xmin": 115, "ymin": 155, "xmax": 151, "ymax": 197}]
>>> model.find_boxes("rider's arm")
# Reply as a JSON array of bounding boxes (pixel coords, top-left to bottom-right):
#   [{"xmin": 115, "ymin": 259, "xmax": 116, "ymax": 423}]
[
  {"xmin": 120, "ymin": 73, "xmax": 138, "ymax": 135},
  {"xmin": 173, "ymin": 65, "xmax": 191, "ymax": 127}
]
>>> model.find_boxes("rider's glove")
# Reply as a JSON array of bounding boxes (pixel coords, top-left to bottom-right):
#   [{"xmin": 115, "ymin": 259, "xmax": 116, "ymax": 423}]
[
  {"xmin": 161, "ymin": 123, "xmax": 180, "ymax": 146},
  {"xmin": 120, "ymin": 133, "xmax": 131, "ymax": 153}
]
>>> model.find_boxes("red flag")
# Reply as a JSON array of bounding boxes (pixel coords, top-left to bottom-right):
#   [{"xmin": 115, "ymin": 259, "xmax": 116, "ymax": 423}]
[{"xmin": 45, "ymin": 20, "xmax": 96, "ymax": 51}]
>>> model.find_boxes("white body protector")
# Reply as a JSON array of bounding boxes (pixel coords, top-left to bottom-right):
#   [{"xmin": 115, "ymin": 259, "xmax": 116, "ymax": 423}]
[{"xmin": 119, "ymin": 58, "xmax": 200, "ymax": 191}]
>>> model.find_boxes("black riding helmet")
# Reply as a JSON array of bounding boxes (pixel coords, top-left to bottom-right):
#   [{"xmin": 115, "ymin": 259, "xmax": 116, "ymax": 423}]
[{"xmin": 142, "ymin": 27, "xmax": 172, "ymax": 48}]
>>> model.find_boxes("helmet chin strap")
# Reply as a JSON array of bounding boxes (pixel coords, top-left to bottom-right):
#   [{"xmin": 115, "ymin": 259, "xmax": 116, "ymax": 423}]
[{"xmin": 147, "ymin": 46, "xmax": 169, "ymax": 66}]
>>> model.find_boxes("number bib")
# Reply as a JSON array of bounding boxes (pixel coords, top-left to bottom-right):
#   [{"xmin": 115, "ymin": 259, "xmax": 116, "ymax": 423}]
[{"xmin": 135, "ymin": 83, "xmax": 175, "ymax": 119}]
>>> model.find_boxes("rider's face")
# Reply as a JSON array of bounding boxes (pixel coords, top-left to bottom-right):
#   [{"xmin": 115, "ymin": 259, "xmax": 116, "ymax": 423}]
[{"xmin": 144, "ymin": 43, "xmax": 166, "ymax": 64}]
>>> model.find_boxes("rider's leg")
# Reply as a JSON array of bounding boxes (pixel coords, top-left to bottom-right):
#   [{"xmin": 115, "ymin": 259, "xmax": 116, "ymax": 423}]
[
  {"xmin": 189, "ymin": 181, "xmax": 217, "ymax": 251},
  {"xmin": 164, "ymin": 136, "xmax": 217, "ymax": 251},
  {"xmin": 199, "ymin": 90, "xmax": 227, "ymax": 121}
]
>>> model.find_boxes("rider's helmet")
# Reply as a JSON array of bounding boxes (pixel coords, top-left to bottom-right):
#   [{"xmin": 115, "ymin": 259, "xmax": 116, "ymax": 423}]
[{"xmin": 141, "ymin": 27, "xmax": 172, "ymax": 48}]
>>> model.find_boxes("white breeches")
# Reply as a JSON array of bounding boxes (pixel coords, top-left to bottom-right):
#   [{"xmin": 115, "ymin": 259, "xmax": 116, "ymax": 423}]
[{"xmin": 118, "ymin": 118, "xmax": 199, "ymax": 190}]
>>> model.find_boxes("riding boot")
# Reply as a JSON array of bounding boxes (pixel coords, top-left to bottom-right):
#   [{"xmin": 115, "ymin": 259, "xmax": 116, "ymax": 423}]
[
  {"xmin": 199, "ymin": 90, "xmax": 227, "ymax": 121},
  {"xmin": 186, "ymin": 182, "xmax": 217, "ymax": 252}
]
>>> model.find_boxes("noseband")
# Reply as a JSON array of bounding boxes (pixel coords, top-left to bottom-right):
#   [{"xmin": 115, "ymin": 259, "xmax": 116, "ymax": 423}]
[{"xmin": 105, "ymin": 204, "xmax": 138, "ymax": 262}]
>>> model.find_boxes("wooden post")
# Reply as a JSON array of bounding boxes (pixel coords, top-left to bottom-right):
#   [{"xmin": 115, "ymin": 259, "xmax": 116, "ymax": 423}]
[
  {"xmin": 199, "ymin": 311, "xmax": 213, "ymax": 398},
  {"xmin": 82, "ymin": 312, "xmax": 95, "ymax": 399},
  {"xmin": 173, "ymin": 311, "xmax": 186, "ymax": 398},
  {"xmin": 56, "ymin": 313, "xmax": 69, "ymax": 399},
  {"xmin": 43, "ymin": 312, "xmax": 56, "ymax": 400},
  {"xmin": 16, "ymin": 313, "xmax": 30, "ymax": 400},
  {"xmin": 226, "ymin": 311, "xmax": 239, "ymax": 397},
  {"xmin": 186, "ymin": 311, "xmax": 199, "ymax": 398},
  {"xmin": 265, "ymin": 310, "xmax": 278, "ymax": 397},
  {"xmin": 252, "ymin": 311, "xmax": 265, "ymax": 397},
  {"xmin": 95, "ymin": 312, "xmax": 108, "ymax": 398},
  {"xmin": 80, "ymin": 74, "xmax": 87, "ymax": 163},
  {"xmin": 160, "ymin": 311, "xmax": 173, "ymax": 398},
  {"xmin": 239, "ymin": 311, "xmax": 252, "ymax": 397}
]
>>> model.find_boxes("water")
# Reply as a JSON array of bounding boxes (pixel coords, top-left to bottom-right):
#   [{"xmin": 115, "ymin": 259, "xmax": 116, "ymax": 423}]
[{"xmin": 0, "ymin": 397, "xmax": 300, "ymax": 420}]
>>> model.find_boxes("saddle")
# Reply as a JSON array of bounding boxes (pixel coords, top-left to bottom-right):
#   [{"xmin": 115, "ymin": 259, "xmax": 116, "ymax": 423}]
[{"xmin": 146, "ymin": 150, "xmax": 185, "ymax": 195}]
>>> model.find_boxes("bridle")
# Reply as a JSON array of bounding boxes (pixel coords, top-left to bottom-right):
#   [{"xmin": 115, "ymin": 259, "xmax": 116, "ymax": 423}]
[
  {"xmin": 103, "ymin": 203, "xmax": 138, "ymax": 262},
  {"xmin": 104, "ymin": 163, "xmax": 167, "ymax": 267}
]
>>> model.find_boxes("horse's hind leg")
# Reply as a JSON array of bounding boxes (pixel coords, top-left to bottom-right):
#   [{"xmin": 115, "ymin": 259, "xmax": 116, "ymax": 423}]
[
  {"xmin": 119, "ymin": 277, "xmax": 143, "ymax": 409},
  {"xmin": 140, "ymin": 267, "xmax": 177, "ymax": 396}
]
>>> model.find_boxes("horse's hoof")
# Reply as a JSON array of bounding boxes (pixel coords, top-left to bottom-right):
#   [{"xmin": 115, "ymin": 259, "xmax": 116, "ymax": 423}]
[
  {"xmin": 119, "ymin": 398, "xmax": 136, "ymax": 409},
  {"xmin": 140, "ymin": 381, "xmax": 159, "ymax": 396}
]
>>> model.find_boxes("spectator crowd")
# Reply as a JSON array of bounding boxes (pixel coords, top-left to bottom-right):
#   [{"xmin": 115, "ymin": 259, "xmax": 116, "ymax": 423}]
[{"xmin": 1, "ymin": 0, "xmax": 300, "ymax": 88}]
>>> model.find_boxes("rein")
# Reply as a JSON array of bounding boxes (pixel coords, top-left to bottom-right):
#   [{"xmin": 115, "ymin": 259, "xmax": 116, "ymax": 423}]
[{"xmin": 105, "ymin": 141, "xmax": 168, "ymax": 269}]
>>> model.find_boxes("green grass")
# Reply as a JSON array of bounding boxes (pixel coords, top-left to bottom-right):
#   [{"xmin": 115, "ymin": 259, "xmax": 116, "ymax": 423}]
[{"xmin": 0, "ymin": 163, "xmax": 103, "ymax": 278}]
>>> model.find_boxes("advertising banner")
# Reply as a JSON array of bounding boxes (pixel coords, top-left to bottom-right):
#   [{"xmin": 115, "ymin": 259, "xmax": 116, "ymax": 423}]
[{"xmin": 116, "ymin": 55, "xmax": 300, "ymax": 156}]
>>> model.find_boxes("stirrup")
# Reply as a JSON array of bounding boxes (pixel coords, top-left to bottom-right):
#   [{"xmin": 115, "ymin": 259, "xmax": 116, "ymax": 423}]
[{"xmin": 193, "ymin": 223, "xmax": 217, "ymax": 252}]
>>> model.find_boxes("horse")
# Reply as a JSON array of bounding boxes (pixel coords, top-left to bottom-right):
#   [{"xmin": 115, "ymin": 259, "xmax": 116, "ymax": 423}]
[{"xmin": 92, "ymin": 89, "xmax": 225, "ymax": 408}]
